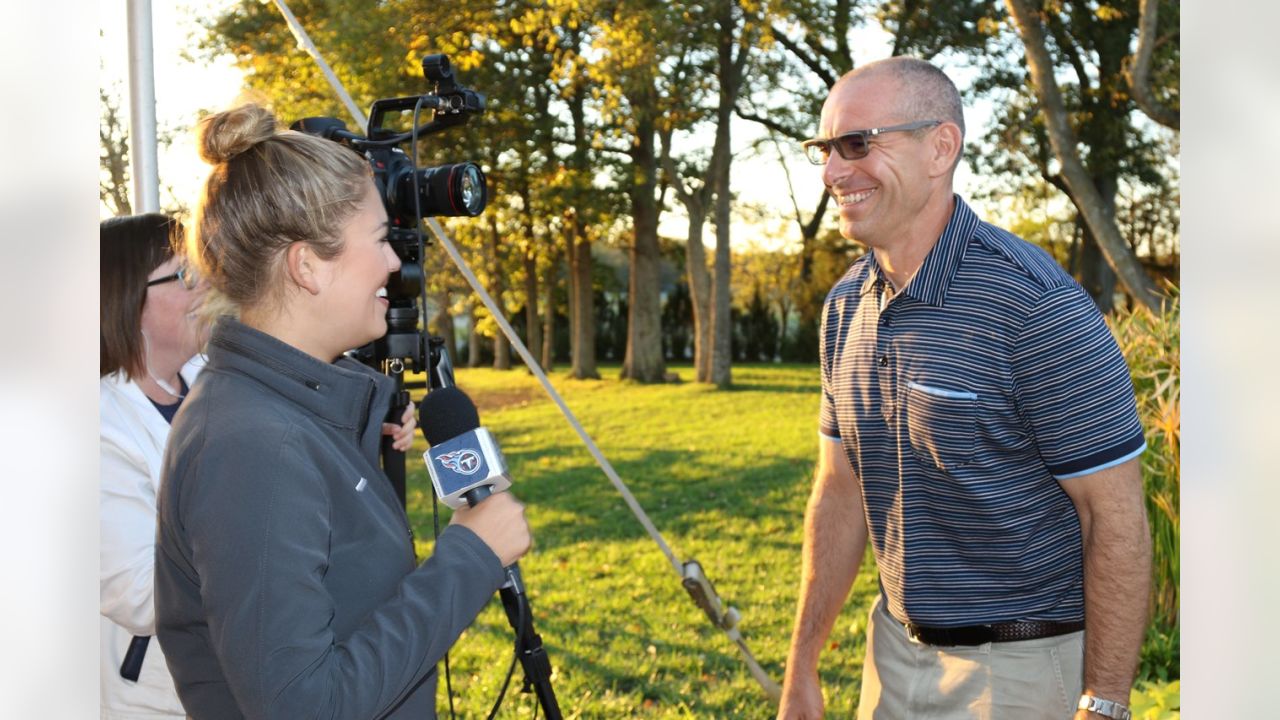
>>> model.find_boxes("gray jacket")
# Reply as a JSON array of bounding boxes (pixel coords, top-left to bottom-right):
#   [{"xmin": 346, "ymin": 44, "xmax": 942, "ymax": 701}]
[{"xmin": 155, "ymin": 317, "xmax": 503, "ymax": 719}]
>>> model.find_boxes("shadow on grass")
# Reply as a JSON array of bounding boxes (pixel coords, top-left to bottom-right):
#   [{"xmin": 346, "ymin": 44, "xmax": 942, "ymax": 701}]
[{"xmin": 490, "ymin": 449, "xmax": 810, "ymax": 554}]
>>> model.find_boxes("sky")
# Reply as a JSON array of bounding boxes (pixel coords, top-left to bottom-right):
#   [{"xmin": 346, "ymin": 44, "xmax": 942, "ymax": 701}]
[
  {"xmin": 99, "ymin": 0, "xmax": 245, "ymax": 216},
  {"xmin": 98, "ymin": 2, "xmax": 980, "ymax": 251}
]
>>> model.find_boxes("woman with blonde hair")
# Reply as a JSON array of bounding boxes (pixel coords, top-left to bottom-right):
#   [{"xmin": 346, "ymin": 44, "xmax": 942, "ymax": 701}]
[{"xmin": 154, "ymin": 104, "xmax": 530, "ymax": 719}]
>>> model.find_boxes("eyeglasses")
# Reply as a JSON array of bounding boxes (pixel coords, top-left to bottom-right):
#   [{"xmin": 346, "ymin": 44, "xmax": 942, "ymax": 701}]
[
  {"xmin": 801, "ymin": 120, "xmax": 942, "ymax": 164},
  {"xmin": 146, "ymin": 266, "xmax": 199, "ymax": 290}
]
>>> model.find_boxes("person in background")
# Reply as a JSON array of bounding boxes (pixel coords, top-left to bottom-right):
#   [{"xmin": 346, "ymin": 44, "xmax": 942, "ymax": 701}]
[
  {"xmin": 154, "ymin": 103, "xmax": 530, "ymax": 719},
  {"xmin": 777, "ymin": 57, "xmax": 1151, "ymax": 720},
  {"xmin": 100, "ymin": 213, "xmax": 206, "ymax": 718}
]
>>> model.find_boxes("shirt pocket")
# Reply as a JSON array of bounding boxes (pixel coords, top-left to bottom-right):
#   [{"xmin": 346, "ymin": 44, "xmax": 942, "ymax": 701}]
[{"xmin": 905, "ymin": 380, "xmax": 977, "ymax": 471}]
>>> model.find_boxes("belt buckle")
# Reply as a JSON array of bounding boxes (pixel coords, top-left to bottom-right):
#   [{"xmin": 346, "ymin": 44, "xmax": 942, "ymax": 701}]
[{"xmin": 906, "ymin": 622, "xmax": 950, "ymax": 645}]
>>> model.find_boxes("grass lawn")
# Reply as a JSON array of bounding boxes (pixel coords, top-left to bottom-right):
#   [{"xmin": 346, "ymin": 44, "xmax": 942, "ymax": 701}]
[{"xmin": 405, "ymin": 363, "xmax": 881, "ymax": 718}]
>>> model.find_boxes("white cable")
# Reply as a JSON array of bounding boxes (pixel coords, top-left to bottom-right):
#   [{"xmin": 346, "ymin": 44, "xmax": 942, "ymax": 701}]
[
  {"xmin": 270, "ymin": 0, "xmax": 368, "ymax": 130},
  {"xmin": 425, "ymin": 219, "xmax": 682, "ymax": 575},
  {"xmin": 426, "ymin": 219, "xmax": 780, "ymax": 702}
]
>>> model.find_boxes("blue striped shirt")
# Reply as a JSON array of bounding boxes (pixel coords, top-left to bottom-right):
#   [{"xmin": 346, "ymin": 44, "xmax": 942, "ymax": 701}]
[{"xmin": 819, "ymin": 196, "xmax": 1145, "ymax": 626}]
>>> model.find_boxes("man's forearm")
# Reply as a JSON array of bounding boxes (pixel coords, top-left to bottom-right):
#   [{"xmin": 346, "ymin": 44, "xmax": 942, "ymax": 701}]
[
  {"xmin": 785, "ymin": 474, "xmax": 867, "ymax": 678},
  {"xmin": 1079, "ymin": 493, "xmax": 1152, "ymax": 704}
]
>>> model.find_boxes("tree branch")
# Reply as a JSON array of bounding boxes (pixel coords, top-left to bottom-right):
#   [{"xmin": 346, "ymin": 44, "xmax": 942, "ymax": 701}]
[
  {"xmin": 734, "ymin": 105, "xmax": 809, "ymax": 142},
  {"xmin": 1125, "ymin": 0, "xmax": 1179, "ymax": 130},
  {"xmin": 890, "ymin": 0, "xmax": 921, "ymax": 57},
  {"xmin": 769, "ymin": 24, "xmax": 837, "ymax": 87},
  {"xmin": 658, "ymin": 126, "xmax": 697, "ymax": 206},
  {"xmin": 1045, "ymin": 10, "xmax": 1094, "ymax": 106}
]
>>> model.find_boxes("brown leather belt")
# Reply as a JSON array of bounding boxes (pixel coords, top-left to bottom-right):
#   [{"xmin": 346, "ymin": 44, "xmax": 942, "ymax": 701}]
[{"xmin": 904, "ymin": 619, "xmax": 1085, "ymax": 646}]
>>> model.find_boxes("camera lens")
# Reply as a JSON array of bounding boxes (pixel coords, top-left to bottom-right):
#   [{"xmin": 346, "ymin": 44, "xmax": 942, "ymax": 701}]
[{"xmin": 402, "ymin": 162, "xmax": 487, "ymax": 218}]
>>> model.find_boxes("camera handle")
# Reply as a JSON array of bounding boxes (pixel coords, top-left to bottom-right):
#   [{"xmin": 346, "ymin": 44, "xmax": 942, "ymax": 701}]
[
  {"xmin": 378, "ymin": 358, "xmax": 411, "ymax": 507},
  {"xmin": 376, "ymin": 332, "xmax": 457, "ymax": 506}
]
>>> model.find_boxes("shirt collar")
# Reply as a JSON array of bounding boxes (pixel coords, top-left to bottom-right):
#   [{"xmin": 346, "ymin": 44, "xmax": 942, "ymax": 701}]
[
  {"xmin": 858, "ymin": 195, "xmax": 980, "ymax": 306},
  {"xmin": 205, "ymin": 316, "xmax": 394, "ymax": 444}
]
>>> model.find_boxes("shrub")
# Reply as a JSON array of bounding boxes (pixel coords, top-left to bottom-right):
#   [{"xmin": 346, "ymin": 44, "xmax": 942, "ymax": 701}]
[{"xmin": 1109, "ymin": 291, "xmax": 1180, "ymax": 682}]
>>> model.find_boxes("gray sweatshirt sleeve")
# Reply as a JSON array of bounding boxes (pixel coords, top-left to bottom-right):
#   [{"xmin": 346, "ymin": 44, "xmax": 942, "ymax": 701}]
[{"xmin": 182, "ymin": 425, "xmax": 504, "ymax": 719}]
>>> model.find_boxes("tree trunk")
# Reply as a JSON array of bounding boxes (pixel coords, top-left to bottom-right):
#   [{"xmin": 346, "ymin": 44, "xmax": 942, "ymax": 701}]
[
  {"xmin": 658, "ymin": 125, "xmax": 713, "ymax": 383},
  {"xmin": 566, "ymin": 69, "xmax": 599, "ymax": 380},
  {"xmin": 431, "ymin": 292, "xmax": 458, "ymax": 369},
  {"xmin": 620, "ymin": 109, "xmax": 666, "ymax": 383},
  {"xmin": 685, "ymin": 209, "xmax": 713, "ymax": 383},
  {"xmin": 710, "ymin": 0, "xmax": 747, "ymax": 389},
  {"xmin": 488, "ymin": 215, "xmax": 511, "ymax": 370},
  {"xmin": 542, "ymin": 246, "xmax": 558, "ymax": 371},
  {"xmin": 466, "ymin": 301, "xmax": 482, "ymax": 368},
  {"xmin": 568, "ymin": 209, "xmax": 599, "ymax": 379},
  {"xmin": 1004, "ymin": 0, "xmax": 1165, "ymax": 313},
  {"xmin": 1077, "ymin": 175, "xmax": 1119, "ymax": 313},
  {"xmin": 523, "ymin": 245, "xmax": 542, "ymax": 371}
]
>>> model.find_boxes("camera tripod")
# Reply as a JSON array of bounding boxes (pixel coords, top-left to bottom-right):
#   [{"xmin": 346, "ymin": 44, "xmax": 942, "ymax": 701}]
[{"xmin": 359, "ymin": 328, "xmax": 562, "ymax": 720}]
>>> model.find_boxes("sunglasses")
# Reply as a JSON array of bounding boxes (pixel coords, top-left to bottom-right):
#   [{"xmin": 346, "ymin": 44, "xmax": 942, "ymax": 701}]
[
  {"xmin": 147, "ymin": 265, "xmax": 199, "ymax": 290},
  {"xmin": 801, "ymin": 120, "xmax": 941, "ymax": 164}
]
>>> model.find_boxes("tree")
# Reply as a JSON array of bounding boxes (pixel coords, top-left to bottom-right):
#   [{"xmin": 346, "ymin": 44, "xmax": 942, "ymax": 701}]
[
  {"xmin": 1003, "ymin": 0, "xmax": 1164, "ymax": 312},
  {"xmin": 101, "ymin": 79, "xmax": 187, "ymax": 218},
  {"xmin": 100, "ymin": 84, "xmax": 132, "ymax": 217},
  {"xmin": 706, "ymin": 0, "xmax": 762, "ymax": 388},
  {"xmin": 1125, "ymin": 0, "xmax": 1179, "ymax": 130},
  {"xmin": 590, "ymin": 0, "xmax": 683, "ymax": 382},
  {"xmin": 889, "ymin": 0, "xmax": 1178, "ymax": 312}
]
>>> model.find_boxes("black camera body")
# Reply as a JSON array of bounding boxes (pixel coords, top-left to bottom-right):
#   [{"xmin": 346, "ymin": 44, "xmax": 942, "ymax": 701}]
[{"xmin": 292, "ymin": 52, "xmax": 486, "ymax": 376}]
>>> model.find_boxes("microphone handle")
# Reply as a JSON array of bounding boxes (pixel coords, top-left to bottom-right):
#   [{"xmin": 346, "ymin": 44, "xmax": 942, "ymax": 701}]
[
  {"xmin": 463, "ymin": 484, "xmax": 494, "ymax": 506},
  {"xmin": 462, "ymin": 484, "xmax": 521, "ymax": 593}
]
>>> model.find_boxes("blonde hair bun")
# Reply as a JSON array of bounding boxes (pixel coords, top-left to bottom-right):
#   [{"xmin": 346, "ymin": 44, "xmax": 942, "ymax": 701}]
[{"xmin": 197, "ymin": 104, "xmax": 278, "ymax": 165}]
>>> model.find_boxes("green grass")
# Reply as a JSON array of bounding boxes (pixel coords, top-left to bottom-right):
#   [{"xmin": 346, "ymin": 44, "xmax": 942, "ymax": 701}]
[{"xmin": 405, "ymin": 364, "xmax": 880, "ymax": 717}]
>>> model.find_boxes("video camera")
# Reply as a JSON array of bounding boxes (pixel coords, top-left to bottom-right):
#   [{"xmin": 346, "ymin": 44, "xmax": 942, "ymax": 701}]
[
  {"xmin": 292, "ymin": 53, "xmax": 487, "ymax": 502},
  {"xmin": 292, "ymin": 52, "xmax": 485, "ymax": 374}
]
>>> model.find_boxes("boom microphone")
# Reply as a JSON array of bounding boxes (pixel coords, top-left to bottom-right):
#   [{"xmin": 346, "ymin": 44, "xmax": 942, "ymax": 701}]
[{"xmin": 419, "ymin": 386, "xmax": 512, "ymax": 508}]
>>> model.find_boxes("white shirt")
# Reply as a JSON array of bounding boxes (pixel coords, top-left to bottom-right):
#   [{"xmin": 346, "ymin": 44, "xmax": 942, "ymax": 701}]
[{"xmin": 100, "ymin": 358, "xmax": 201, "ymax": 719}]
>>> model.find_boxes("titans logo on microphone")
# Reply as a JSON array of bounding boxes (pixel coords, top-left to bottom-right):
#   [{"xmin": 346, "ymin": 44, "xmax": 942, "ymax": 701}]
[{"xmin": 438, "ymin": 449, "xmax": 482, "ymax": 475}]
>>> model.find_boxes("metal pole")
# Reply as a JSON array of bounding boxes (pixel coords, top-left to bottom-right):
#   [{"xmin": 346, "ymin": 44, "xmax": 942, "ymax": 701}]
[{"xmin": 126, "ymin": 0, "xmax": 160, "ymax": 212}]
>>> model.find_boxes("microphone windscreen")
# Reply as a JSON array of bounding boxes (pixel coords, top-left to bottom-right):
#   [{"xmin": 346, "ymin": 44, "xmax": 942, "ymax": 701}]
[{"xmin": 419, "ymin": 386, "xmax": 481, "ymax": 445}]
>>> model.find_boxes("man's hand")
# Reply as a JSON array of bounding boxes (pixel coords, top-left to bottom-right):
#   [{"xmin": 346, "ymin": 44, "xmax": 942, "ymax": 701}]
[{"xmin": 777, "ymin": 670, "xmax": 825, "ymax": 719}]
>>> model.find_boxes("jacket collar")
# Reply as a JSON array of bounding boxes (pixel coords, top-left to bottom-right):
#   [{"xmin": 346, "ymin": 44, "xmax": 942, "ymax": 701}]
[
  {"xmin": 859, "ymin": 194, "xmax": 980, "ymax": 307},
  {"xmin": 205, "ymin": 317, "xmax": 394, "ymax": 447}
]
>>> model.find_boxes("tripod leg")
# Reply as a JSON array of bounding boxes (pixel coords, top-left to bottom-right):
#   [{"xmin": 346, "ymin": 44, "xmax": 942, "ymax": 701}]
[{"xmin": 496, "ymin": 571, "xmax": 562, "ymax": 720}]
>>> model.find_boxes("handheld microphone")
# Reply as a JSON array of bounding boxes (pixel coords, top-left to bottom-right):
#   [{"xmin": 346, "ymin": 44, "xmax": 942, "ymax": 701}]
[
  {"xmin": 418, "ymin": 385, "xmax": 563, "ymax": 718},
  {"xmin": 420, "ymin": 385, "xmax": 525, "ymax": 597},
  {"xmin": 419, "ymin": 386, "xmax": 512, "ymax": 509}
]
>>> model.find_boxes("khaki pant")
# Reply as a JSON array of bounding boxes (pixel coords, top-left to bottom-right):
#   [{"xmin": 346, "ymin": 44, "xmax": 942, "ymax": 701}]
[{"xmin": 857, "ymin": 596, "xmax": 1084, "ymax": 720}]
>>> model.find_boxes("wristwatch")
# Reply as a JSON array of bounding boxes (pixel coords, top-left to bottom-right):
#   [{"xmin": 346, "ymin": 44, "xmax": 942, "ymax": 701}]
[{"xmin": 1078, "ymin": 694, "xmax": 1132, "ymax": 720}]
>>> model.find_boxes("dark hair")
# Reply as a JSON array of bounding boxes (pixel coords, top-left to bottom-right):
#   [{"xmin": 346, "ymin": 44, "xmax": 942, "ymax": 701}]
[{"xmin": 100, "ymin": 213, "xmax": 183, "ymax": 379}]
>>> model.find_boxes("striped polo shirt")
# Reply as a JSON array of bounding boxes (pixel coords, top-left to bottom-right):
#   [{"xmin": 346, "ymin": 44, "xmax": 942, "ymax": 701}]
[{"xmin": 819, "ymin": 195, "xmax": 1145, "ymax": 627}]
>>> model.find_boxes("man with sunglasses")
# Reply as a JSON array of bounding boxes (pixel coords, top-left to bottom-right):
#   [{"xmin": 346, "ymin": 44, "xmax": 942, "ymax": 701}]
[{"xmin": 778, "ymin": 57, "xmax": 1150, "ymax": 720}]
